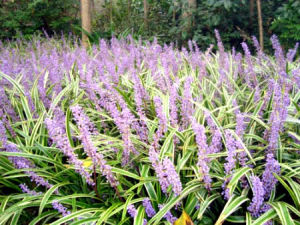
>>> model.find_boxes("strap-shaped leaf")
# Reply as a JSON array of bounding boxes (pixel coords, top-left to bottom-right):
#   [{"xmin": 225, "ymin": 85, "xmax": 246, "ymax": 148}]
[
  {"xmin": 134, "ymin": 205, "xmax": 146, "ymax": 225},
  {"xmin": 148, "ymin": 183, "xmax": 201, "ymax": 225},
  {"xmin": 269, "ymin": 202, "xmax": 295, "ymax": 225},
  {"xmin": 227, "ymin": 167, "xmax": 251, "ymax": 196},
  {"xmin": 39, "ymin": 182, "xmax": 69, "ymax": 215},
  {"xmin": 215, "ymin": 195, "xmax": 248, "ymax": 225},
  {"xmin": 197, "ymin": 193, "xmax": 220, "ymax": 220}
]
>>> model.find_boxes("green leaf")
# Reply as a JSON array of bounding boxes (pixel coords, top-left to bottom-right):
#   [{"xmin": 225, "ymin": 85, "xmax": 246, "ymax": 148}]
[
  {"xmin": 252, "ymin": 209, "xmax": 276, "ymax": 225},
  {"xmin": 197, "ymin": 193, "xmax": 220, "ymax": 220},
  {"xmin": 148, "ymin": 183, "xmax": 201, "ymax": 225},
  {"xmin": 227, "ymin": 167, "xmax": 251, "ymax": 196},
  {"xmin": 269, "ymin": 202, "xmax": 295, "ymax": 225},
  {"xmin": 50, "ymin": 208, "xmax": 101, "ymax": 225},
  {"xmin": 39, "ymin": 182, "xmax": 69, "ymax": 215},
  {"xmin": 134, "ymin": 205, "xmax": 146, "ymax": 225},
  {"xmin": 215, "ymin": 195, "xmax": 249, "ymax": 225}
]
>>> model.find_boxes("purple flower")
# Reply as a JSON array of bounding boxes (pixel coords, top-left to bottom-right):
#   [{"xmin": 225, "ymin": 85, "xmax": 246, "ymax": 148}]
[
  {"xmin": 248, "ymin": 176, "xmax": 265, "ymax": 218},
  {"xmin": 169, "ymin": 82, "xmax": 179, "ymax": 128},
  {"xmin": 149, "ymin": 146, "xmax": 169, "ymax": 193},
  {"xmin": 45, "ymin": 116, "xmax": 94, "ymax": 185},
  {"xmin": 127, "ymin": 204, "xmax": 148, "ymax": 225},
  {"xmin": 222, "ymin": 129, "xmax": 238, "ymax": 199},
  {"xmin": 20, "ymin": 183, "xmax": 42, "ymax": 196},
  {"xmin": 205, "ymin": 112, "xmax": 222, "ymax": 154},
  {"xmin": 159, "ymin": 204, "xmax": 177, "ymax": 223},
  {"xmin": 153, "ymin": 96, "xmax": 168, "ymax": 147},
  {"xmin": 180, "ymin": 77, "xmax": 194, "ymax": 130},
  {"xmin": 262, "ymin": 153, "xmax": 280, "ymax": 199},
  {"xmin": 270, "ymin": 35, "xmax": 286, "ymax": 75},
  {"xmin": 127, "ymin": 204, "xmax": 137, "ymax": 218},
  {"xmin": 191, "ymin": 118, "xmax": 211, "ymax": 190},
  {"xmin": 149, "ymin": 146, "xmax": 182, "ymax": 196},
  {"xmin": 143, "ymin": 198, "xmax": 156, "ymax": 218},
  {"xmin": 162, "ymin": 157, "xmax": 182, "ymax": 195},
  {"xmin": 0, "ymin": 120, "xmax": 8, "ymax": 145},
  {"xmin": 5, "ymin": 143, "xmax": 53, "ymax": 189},
  {"xmin": 286, "ymin": 42, "xmax": 299, "ymax": 62},
  {"xmin": 241, "ymin": 42, "xmax": 258, "ymax": 88},
  {"xmin": 71, "ymin": 105, "xmax": 118, "ymax": 187},
  {"xmin": 52, "ymin": 200, "xmax": 71, "ymax": 217},
  {"xmin": 224, "ymin": 130, "xmax": 237, "ymax": 176}
]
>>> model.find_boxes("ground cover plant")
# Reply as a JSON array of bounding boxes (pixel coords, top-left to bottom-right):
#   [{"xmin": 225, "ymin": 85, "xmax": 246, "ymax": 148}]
[{"xmin": 0, "ymin": 32, "xmax": 299, "ymax": 224}]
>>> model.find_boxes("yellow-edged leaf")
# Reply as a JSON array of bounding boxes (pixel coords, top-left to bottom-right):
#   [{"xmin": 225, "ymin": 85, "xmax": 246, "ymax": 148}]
[{"xmin": 173, "ymin": 210, "xmax": 194, "ymax": 225}]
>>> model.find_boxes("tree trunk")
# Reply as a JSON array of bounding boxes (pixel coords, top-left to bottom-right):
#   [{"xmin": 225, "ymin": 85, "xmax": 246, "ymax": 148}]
[
  {"xmin": 256, "ymin": 0, "xmax": 264, "ymax": 51},
  {"xmin": 144, "ymin": 0, "xmax": 149, "ymax": 30},
  {"xmin": 81, "ymin": 0, "xmax": 91, "ymax": 48}
]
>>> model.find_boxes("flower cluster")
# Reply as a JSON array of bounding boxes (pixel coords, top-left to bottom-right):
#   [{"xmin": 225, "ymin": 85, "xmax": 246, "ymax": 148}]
[
  {"xmin": 191, "ymin": 118, "xmax": 211, "ymax": 190},
  {"xmin": 71, "ymin": 105, "xmax": 118, "ymax": 187},
  {"xmin": 248, "ymin": 176, "xmax": 265, "ymax": 217},
  {"xmin": 149, "ymin": 146, "xmax": 182, "ymax": 196},
  {"xmin": 45, "ymin": 115, "xmax": 94, "ymax": 185}
]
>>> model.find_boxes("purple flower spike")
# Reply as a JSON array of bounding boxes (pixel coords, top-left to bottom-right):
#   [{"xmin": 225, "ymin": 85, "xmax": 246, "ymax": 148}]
[
  {"xmin": 262, "ymin": 153, "xmax": 280, "ymax": 199},
  {"xmin": 143, "ymin": 198, "xmax": 156, "ymax": 218},
  {"xmin": 159, "ymin": 204, "xmax": 177, "ymax": 223},
  {"xmin": 20, "ymin": 183, "xmax": 42, "ymax": 196},
  {"xmin": 149, "ymin": 146, "xmax": 182, "ymax": 196},
  {"xmin": 248, "ymin": 176, "xmax": 265, "ymax": 218},
  {"xmin": 71, "ymin": 105, "xmax": 118, "ymax": 187},
  {"xmin": 45, "ymin": 115, "xmax": 94, "ymax": 186},
  {"xmin": 52, "ymin": 200, "xmax": 71, "ymax": 217},
  {"xmin": 191, "ymin": 118, "xmax": 211, "ymax": 190},
  {"xmin": 127, "ymin": 204, "xmax": 148, "ymax": 225}
]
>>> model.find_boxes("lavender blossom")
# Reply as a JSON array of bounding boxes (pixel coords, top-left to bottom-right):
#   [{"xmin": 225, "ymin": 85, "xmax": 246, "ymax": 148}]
[
  {"xmin": 224, "ymin": 130, "xmax": 237, "ymax": 175},
  {"xmin": 5, "ymin": 143, "xmax": 53, "ymax": 189},
  {"xmin": 52, "ymin": 200, "xmax": 71, "ymax": 217},
  {"xmin": 270, "ymin": 35, "xmax": 286, "ymax": 75},
  {"xmin": 241, "ymin": 42, "xmax": 258, "ymax": 87},
  {"xmin": 143, "ymin": 198, "xmax": 156, "ymax": 218},
  {"xmin": 149, "ymin": 146, "xmax": 169, "ymax": 193},
  {"xmin": 222, "ymin": 129, "xmax": 238, "ymax": 199},
  {"xmin": 169, "ymin": 82, "xmax": 179, "ymax": 128},
  {"xmin": 71, "ymin": 105, "xmax": 118, "ymax": 187},
  {"xmin": 191, "ymin": 118, "xmax": 211, "ymax": 190},
  {"xmin": 205, "ymin": 112, "xmax": 222, "ymax": 154},
  {"xmin": 262, "ymin": 153, "xmax": 280, "ymax": 199},
  {"xmin": 0, "ymin": 120, "xmax": 7, "ymax": 145},
  {"xmin": 248, "ymin": 176, "xmax": 265, "ymax": 217},
  {"xmin": 45, "ymin": 117, "xmax": 94, "ymax": 185},
  {"xmin": 20, "ymin": 183, "xmax": 42, "ymax": 196},
  {"xmin": 153, "ymin": 96, "xmax": 168, "ymax": 147},
  {"xmin": 232, "ymin": 101, "xmax": 248, "ymax": 167},
  {"xmin": 286, "ymin": 42, "xmax": 299, "ymax": 62},
  {"xmin": 127, "ymin": 204, "xmax": 148, "ymax": 225},
  {"xmin": 159, "ymin": 204, "xmax": 177, "ymax": 223},
  {"xmin": 180, "ymin": 76, "xmax": 194, "ymax": 130},
  {"xmin": 149, "ymin": 146, "xmax": 182, "ymax": 196},
  {"xmin": 162, "ymin": 157, "xmax": 182, "ymax": 195}
]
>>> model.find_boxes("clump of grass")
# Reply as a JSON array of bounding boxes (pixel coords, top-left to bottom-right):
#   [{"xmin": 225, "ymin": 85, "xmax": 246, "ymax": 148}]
[{"xmin": 0, "ymin": 34, "xmax": 299, "ymax": 225}]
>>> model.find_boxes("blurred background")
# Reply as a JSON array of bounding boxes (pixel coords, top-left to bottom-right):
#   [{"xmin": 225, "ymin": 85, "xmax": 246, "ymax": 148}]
[{"xmin": 0, "ymin": 0, "xmax": 299, "ymax": 51}]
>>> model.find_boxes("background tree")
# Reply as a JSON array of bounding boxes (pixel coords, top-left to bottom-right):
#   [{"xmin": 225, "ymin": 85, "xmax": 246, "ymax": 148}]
[
  {"xmin": 0, "ymin": 0, "xmax": 298, "ymax": 51},
  {"xmin": 81, "ymin": 0, "xmax": 92, "ymax": 48},
  {"xmin": 256, "ymin": 0, "xmax": 264, "ymax": 50}
]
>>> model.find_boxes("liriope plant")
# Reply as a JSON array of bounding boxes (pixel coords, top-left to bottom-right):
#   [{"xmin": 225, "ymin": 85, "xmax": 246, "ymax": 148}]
[{"xmin": 0, "ymin": 33, "xmax": 299, "ymax": 225}]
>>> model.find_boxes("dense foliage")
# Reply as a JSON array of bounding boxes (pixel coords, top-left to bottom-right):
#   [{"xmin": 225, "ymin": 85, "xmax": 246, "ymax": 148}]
[
  {"xmin": 0, "ymin": 34, "xmax": 299, "ymax": 224},
  {"xmin": 0, "ymin": 0, "xmax": 79, "ymax": 39},
  {"xmin": 1, "ymin": 0, "xmax": 299, "ymax": 50}
]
